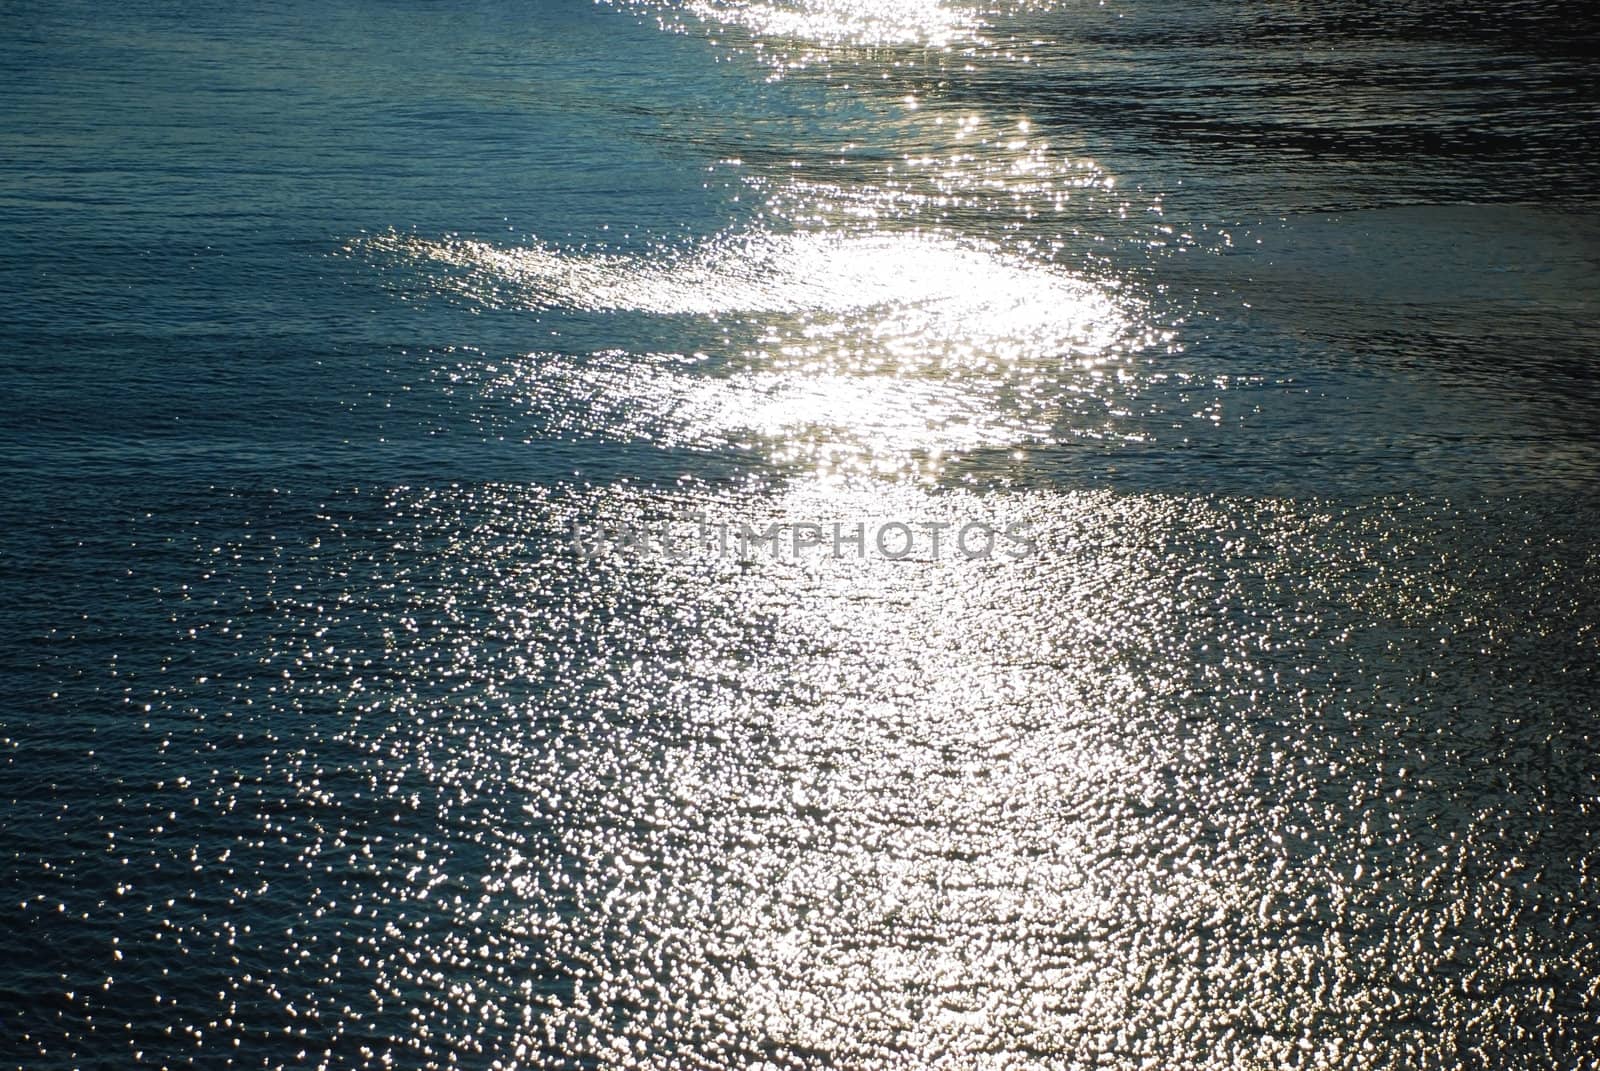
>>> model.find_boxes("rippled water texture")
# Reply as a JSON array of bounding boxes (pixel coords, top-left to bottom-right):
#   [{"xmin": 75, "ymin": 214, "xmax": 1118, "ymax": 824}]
[{"xmin": 3, "ymin": 0, "xmax": 1599, "ymax": 1069}]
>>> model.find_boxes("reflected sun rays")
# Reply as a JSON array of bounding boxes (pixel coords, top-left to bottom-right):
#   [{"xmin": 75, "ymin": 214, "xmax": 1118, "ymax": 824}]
[{"xmin": 361, "ymin": 223, "xmax": 1164, "ymax": 479}]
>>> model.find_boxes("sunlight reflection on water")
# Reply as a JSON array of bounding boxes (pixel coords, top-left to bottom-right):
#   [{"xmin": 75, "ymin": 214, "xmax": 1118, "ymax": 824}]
[
  {"xmin": 6, "ymin": 0, "xmax": 1599, "ymax": 1067},
  {"xmin": 362, "ymin": 222, "xmax": 1172, "ymax": 478}
]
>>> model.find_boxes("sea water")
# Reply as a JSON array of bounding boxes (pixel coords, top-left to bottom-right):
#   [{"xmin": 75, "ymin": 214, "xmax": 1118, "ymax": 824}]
[{"xmin": 2, "ymin": 1, "xmax": 1598, "ymax": 1067}]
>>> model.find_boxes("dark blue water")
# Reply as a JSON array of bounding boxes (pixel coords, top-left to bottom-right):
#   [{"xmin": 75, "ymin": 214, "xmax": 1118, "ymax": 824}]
[{"xmin": 3, "ymin": 1, "xmax": 1599, "ymax": 1068}]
